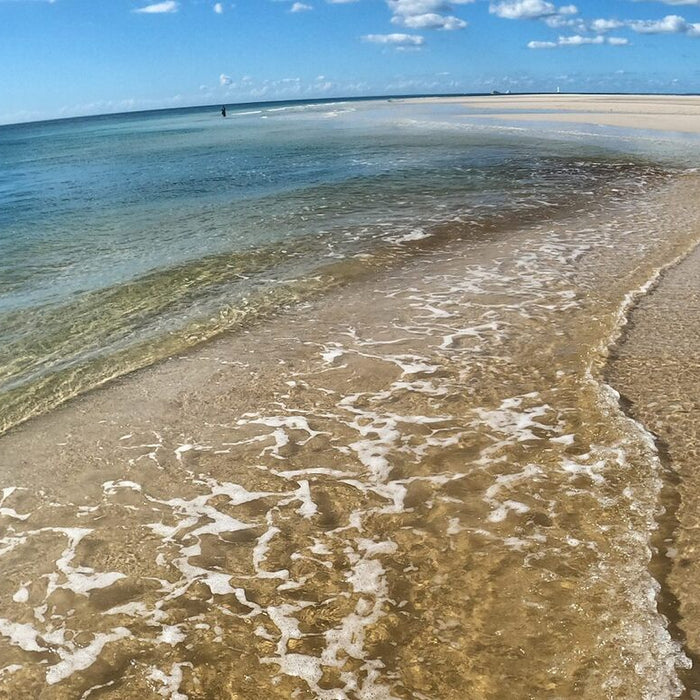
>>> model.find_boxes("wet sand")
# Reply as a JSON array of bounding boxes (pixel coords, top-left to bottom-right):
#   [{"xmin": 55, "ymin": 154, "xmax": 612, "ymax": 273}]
[
  {"xmin": 417, "ymin": 94, "xmax": 700, "ymax": 134},
  {"xmin": 609, "ymin": 243, "xmax": 700, "ymax": 661}
]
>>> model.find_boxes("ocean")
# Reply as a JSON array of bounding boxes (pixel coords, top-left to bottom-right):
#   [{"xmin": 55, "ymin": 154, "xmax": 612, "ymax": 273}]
[{"xmin": 0, "ymin": 97, "xmax": 699, "ymax": 698}]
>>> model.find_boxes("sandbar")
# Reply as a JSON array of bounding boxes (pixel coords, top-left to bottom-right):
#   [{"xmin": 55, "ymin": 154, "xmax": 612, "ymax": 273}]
[{"xmin": 416, "ymin": 94, "xmax": 700, "ymax": 134}]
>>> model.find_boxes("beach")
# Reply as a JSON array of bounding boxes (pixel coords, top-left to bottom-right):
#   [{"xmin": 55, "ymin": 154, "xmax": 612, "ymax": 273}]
[
  {"xmin": 419, "ymin": 94, "xmax": 700, "ymax": 134},
  {"xmin": 0, "ymin": 95, "xmax": 699, "ymax": 698}
]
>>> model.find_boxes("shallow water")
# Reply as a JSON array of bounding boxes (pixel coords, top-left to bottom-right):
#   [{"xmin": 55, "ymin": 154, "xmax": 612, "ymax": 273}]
[
  {"xmin": 0, "ymin": 99, "xmax": 682, "ymax": 434},
  {"xmin": 1, "ymin": 101, "xmax": 700, "ymax": 698}
]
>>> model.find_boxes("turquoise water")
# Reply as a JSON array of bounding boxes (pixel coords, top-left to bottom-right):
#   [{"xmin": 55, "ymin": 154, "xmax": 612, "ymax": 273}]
[{"xmin": 0, "ymin": 98, "xmax": 675, "ymax": 431}]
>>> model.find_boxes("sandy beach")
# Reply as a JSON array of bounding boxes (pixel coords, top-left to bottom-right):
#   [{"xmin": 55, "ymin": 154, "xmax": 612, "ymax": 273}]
[
  {"xmin": 0, "ymin": 96, "xmax": 699, "ymax": 697},
  {"xmin": 418, "ymin": 94, "xmax": 700, "ymax": 134}
]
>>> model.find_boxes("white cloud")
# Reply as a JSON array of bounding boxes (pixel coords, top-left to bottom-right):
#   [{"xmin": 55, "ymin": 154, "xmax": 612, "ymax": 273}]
[
  {"xmin": 394, "ymin": 12, "xmax": 467, "ymax": 29},
  {"xmin": 489, "ymin": 0, "xmax": 577, "ymax": 20},
  {"xmin": 388, "ymin": 0, "xmax": 471, "ymax": 31},
  {"xmin": 291, "ymin": 1, "xmax": 312, "ymax": 9},
  {"xmin": 632, "ymin": 0, "xmax": 700, "ymax": 5},
  {"xmin": 528, "ymin": 34, "xmax": 629, "ymax": 47},
  {"xmin": 219, "ymin": 73, "xmax": 232, "ymax": 86},
  {"xmin": 630, "ymin": 14, "xmax": 686, "ymax": 33},
  {"xmin": 213, "ymin": 2, "xmax": 223, "ymax": 13},
  {"xmin": 527, "ymin": 39, "xmax": 558, "ymax": 47},
  {"xmin": 362, "ymin": 32, "xmax": 426, "ymax": 45},
  {"xmin": 629, "ymin": 14, "xmax": 700, "ymax": 35},
  {"xmin": 133, "ymin": 1, "xmax": 178, "ymax": 13},
  {"xmin": 543, "ymin": 14, "xmax": 586, "ymax": 30},
  {"xmin": 589, "ymin": 18, "xmax": 624, "ymax": 33},
  {"xmin": 488, "ymin": 1, "xmax": 700, "ymax": 46},
  {"xmin": 388, "ymin": 0, "xmax": 472, "ymax": 11},
  {"xmin": 558, "ymin": 33, "xmax": 604, "ymax": 44}
]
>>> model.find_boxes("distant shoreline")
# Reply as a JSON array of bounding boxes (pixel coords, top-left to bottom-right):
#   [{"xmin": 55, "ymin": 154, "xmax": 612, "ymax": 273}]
[{"xmin": 3, "ymin": 92, "xmax": 700, "ymax": 129}]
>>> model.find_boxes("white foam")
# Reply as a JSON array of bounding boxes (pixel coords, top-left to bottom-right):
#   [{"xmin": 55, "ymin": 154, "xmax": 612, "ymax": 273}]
[
  {"xmin": 551, "ymin": 434, "xmax": 575, "ymax": 445},
  {"xmin": 208, "ymin": 480, "xmax": 275, "ymax": 505},
  {"xmin": 12, "ymin": 584, "xmax": 29, "ymax": 604},
  {"xmin": 46, "ymin": 627, "xmax": 131, "ymax": 685},
  {"xmin": 292, "ymin": 480, "xmax": 317, "ymax": 519},
  {"xmin": 170, "ymin": 551, "xmax": 238, "ymax": 596},
  {"xmin": 147, "ymin": 662, "xmax": 191, "ymax": 700},
  {"xmin": 446, "ymin": 518, "xmax": 463, "ymax": 536},
  {"xmin": 252, "ymin": 525, "xmax": 289, "ymax": 580},
  {"xmin": 80, "ymin": 680, "xmax": 118, "ymax": 699},
  {"xmin": 488, "ymin": 499, "xmax": 531, "ymax": 523},
  {"xmin": 390, "ymin": 379, "xmax": 449, "ymax": 397},
  {"xmin": 346, "ymin": 539, "xmax": 397, "ymax": 595},
  {"xmin": 102, "ymin": 480, "xmax": 142, "ymax": 494},
  {"xmin": 157, "ymin": 625, "xmax": 186, "ymax": 647},
  {"xmin": 416, "ymin": 304, "xmax": 453, "ymax": 319},
  {"xmin": 235, "ymin": 414, "xmax": 328, "ymax": 459},
  {"xmin": 321, "ymin": 345, "xmax": 344, "ymax": 363},
  {"xmin": 0, "ymin": 487, "xmax": 29, "ymax": 521},
  {"xmin": 43, "ymin": 528, "xmax": 126, "ymax": 597},
  {"xmin": 0, "ymin": 618, "xmax": 56, "ymax": 652},
  {"xmin": 275, "ymin": 467, "xmax": 354, "ymax": 479},
  {"xmin": 393, "ymin": 228, "xmax": 431, "ymax": 243},
  {"xmin": 0, "ymin": 665, "xmax": 21, "ymax": 678},
  {"xmin": 439, "ymin": 321, "xmax": 499, "ymax": 350},
  {"xmin": 474, "ymin": 397, "xmax": 552, "ymax": 446},
  {"xmin": 103, "ymin": 601, "xmax": 150, "ymax": 617},
  {"xmin": 0, "ymin": 534, "xmax": 27, "ymax": 558},
  {"xmin": 484, "ymin": 464, "xmax": 541, "ymax": 522},
  {"xmin": 561, "ymin": 457, "xmax": 607, "ymax": 485},
  {"xmin": 262, "ymin": 652, "xmax": 323, "ymax": 692}
]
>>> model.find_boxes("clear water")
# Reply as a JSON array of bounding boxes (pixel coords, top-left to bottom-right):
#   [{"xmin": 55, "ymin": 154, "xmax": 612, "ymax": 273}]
[{"xmin": 0, "ymin": 98, "xmax": 673, "ymax": 433}]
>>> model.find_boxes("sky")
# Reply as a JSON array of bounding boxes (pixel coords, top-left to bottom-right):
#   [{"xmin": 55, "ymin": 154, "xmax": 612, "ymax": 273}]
[{"xmin": 1, "ymin": 0, "xmax": 700, "ymax": 124}]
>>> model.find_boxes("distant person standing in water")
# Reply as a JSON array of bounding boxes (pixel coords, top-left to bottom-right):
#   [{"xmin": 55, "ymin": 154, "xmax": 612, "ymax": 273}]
[{"xmin": 221, "ymin": 105, "xmax": 227, "ymax": 118}]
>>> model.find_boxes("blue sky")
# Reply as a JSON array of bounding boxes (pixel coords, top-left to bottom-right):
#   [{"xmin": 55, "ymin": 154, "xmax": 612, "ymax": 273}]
[{"xmin": 1, "ymin": 0, "xmax": 699, "ymax": 124}]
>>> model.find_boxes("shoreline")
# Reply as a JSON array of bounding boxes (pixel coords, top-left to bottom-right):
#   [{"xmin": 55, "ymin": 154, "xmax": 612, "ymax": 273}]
[
  {"xmin": 608, "ymin": 241, "xmax": 700, "ymax": 670},
  {"xmin": 604, "ymin": 237, "xmax": 700, "ymax": 691},
  {"xmin": 6, "ymin": 93, "xmax": 700, "ymax": 132},
  {"xmin": 0, "ymin": 153, "xmax": 663, "ymax": 442}
]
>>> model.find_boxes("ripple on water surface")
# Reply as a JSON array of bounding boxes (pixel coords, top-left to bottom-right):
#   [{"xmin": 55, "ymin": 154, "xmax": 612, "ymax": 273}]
[{"xmin": 0, "ymin": 175, "xmax": 699, "ymax": 697}]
